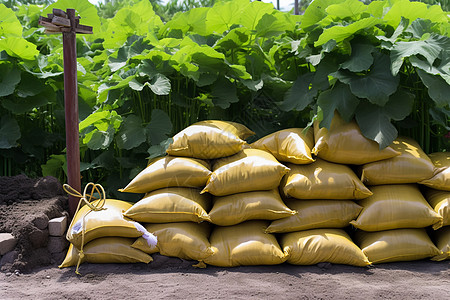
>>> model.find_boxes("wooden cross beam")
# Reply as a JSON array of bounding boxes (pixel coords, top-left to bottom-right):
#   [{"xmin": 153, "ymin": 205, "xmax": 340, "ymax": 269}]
[{"xmin": 39, "ymin": 9, "xmax": 93, "ymax": 217}]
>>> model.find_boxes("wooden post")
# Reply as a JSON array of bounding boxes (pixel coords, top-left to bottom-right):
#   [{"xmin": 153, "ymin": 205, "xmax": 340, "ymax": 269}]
[{"xmin": 39, "ymin": 9, "xmax": 93, "ymax": 217}]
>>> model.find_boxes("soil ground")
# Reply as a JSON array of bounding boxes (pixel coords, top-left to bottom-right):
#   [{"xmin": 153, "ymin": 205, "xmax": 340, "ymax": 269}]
[{"xmin": 0, "ymin": 175, "xmax": 449, "ymax": 299}]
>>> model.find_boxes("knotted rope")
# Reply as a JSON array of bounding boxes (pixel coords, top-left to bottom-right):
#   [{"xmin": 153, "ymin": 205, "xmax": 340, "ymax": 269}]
[{"xmin": 63, "ymin": 183, "xmax": 107, "ymax": 275}]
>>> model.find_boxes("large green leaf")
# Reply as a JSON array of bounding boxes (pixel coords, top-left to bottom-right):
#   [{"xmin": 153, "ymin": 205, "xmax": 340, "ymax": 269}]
[
  {"xmin": 315, "ymin": 17, "xmax": 381, "ymax": 47},
  {"xmin": 317, "ymin": 83, "xmax": 359, "ymax": 129},
  {"xmin": 417, "ymin": 69, "xmax": 450, "ymax": 107},
  {"xmin": 333, "ymin": 53, "xmax": 399, "ymax": 106},
  {"xmin": 0, "ymin": 115, "xmax": 20, "ymax": 149},
  {"xmin": 214, "ymin": 28, "xmax": 250, "ymax": 50},
  {"xmin": 0, "ymin": 37, "xmax": 38, "ymax": 61},
  {"xmin": 145, "ymin": 109, "xmax": 173, "ymax": 145},
  {"xmin": 240, "ymin": 1, "xmax": 274, "ymax": 32},
  {"xmin": 390, "ymin": 33, "xmax": 450, "ymax": 76},
  {"xmin": 130, "ymin": 74, "xmax": 171, "ymax": 95},
  {"xmin": 383, "ymin": 0, "xmax": 447, "ymax": 28},
  {"xmin": 211, "ymin": 77, "xmax": 239, "ymax": 109},
  {"xmin": 341, "ymin": 42, "xmax": 375, "ymax": 73},
  {"xmin": 301, "ymin": 0, "xmax": 346, "ymax": 29},
  {"xmin": 0, "ymin": 63, "xmax": 20, "ymax": 97},
  {"xmin": 0, "ymin": 4, "xmax": 22, "ymax": 37},
  {"xmin": 1, "ymin": 87, "xmax": 53, "ymax": 114},
  {"xmin": 255, "ymin": 10, "xmax": 297, "ymax": 39},
  {"xmin": 384, "ymin": 89, "xmax": 415, "ymax": 121},
  {"xmin": 161, "ymin": 7, "xmax": 209, "ymax": 36},
  {"xmin": 41, "ymin": 154, "xmax": 66, "ymax": 179},
  {"xmin": 115, "ymin": 115, "xmax": 146, "ymax": 150},
  {"xmin": 205, "ymin": 0, "xmax": 250, "ymax": 34},
  {"xmin": 409, "ymin": 53, "xmax": 450, "ymax": 85},
  {"xmin": 85, "ymin": 125, "xmax": 115, "ymax": 150},
  {"xmin": 280, "ymin": 73, "xmax": 317, "ymax": 112},
  {"xmin": 325, "ymin": 0, "xmax": 366, "ymax": 19}
]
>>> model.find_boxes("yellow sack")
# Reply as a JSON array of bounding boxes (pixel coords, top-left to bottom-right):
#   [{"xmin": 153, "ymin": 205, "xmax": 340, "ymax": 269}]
[
  {"xmin": 208, "ymin": 190, "xmax": 296, "ymax": 226},
  {"xmin": 431, "ymin": 227, "xmax": 450, "ymax": 261},
  {"xmin": 67, "ymin": 199, "xmax": 144, "ymax": 249},
  {"xmin": 202, "ymin": 149, "xmax": 290, "ymax": 196},
  {"xmin": 280, "ymin": 159, "xmax": 372, "ymax": 200},
  {"xmin": 119, "ymin": 156, "xmax": 211, "ymax": 194},
  {"xmin": 420, "ymin": 152, "xmax": 450, "ymax": 191},
  {"xmin": 59, "ymin": 237, "xmax": 152, "ymax": 268},
  {"xmin": 166, "ymin": 120, "xmax": 253, "ymax": 159},
  {"xmin": 203, "ymin": 221, "xmax": 286, "ymax": 267},
  {"xmin": 355, "ymin": 229, "xmax": 442, "ymax": 264},
  {"xmin": 250, "ymin": 128, "xmax": 315, "ymax": 164},
  {"xmin": 266, "ymin": 200, "xmax": 362, "ymax": 233},
  {"xmin": 350, "ymin": 185, "xmax": 442, "ymax": 231},
  {"xmin": 424, "ymin": 189, "xmax": 449, "ymax": 230},
  {"xmin": 281, "ymin": 229, "xmax": 370, "ymax": 267},
  {"xmin": 359, "ymin": 137, "xmax": 437, "ymax": 185},
  {"xmin": 131, "ymin": 222, "xmax": 214, "ymax": 261},
  {"xmin": 312, "ymin": 112, "xmax": 400, "ymax": 165},
  {"xmin": 123, "ymin": 187, "xmax": 211, "ymax": 223}
]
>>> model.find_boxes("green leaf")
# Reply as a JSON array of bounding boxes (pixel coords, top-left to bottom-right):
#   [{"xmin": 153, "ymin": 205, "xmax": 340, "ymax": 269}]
[
  {"xmin": 333, "ymin": 53, "xmax": 399, "ymax": 106},
  {"xmin": 149, "ymin": 74, "xmax": 171, "ymax": 95},
  {"xmin": 205, "ymin": 0, "xmax": 250, "ymax": 34},
  {"xmin": 255, "ymin": 10, "xmax": 296, "ymax": 39},
  {"xmin": 16, "ymin": 72, "xmax": 45, "ymax": 98},
  {"xmin": 0, "ymin": 37, "xmax": 39, "ymax": 61},
  {"xmin": 0, "ymin": 115, "xmax": 20, "ymax": 149},
  {"xmin": 108, "ymin": 46, "xmax": 129, "ymax": 72},
  {"xmin": 0, "ymin": 63, "xmax": 20, "ymax": 97},
  {"xmin": 355, "ymin": 101, "xmax": 398, "ymax": 149},
  {"xmin": 417, "ymin": 69, "xmax": 450, "ymax": 107},
  {"xmin": 240, "ymin": 0, "xmax": 274, "ymax": 32},
  {"xmin": 390, "ymin": 34, "xmax": 450, "ymax": 76},
  {"xmin": 409, "ymin": 54, "xmax": 450, "ymax": 85},
  {"xmin": 115, "ymin": 115, "xmax": 146, "ymax": 150},
  {"xmin": 41, "ymin": 154, "xmax": 66, "ymax": 179},
  {"xmin": 0, "ymin": 4, "xmax": 22, "ymax": 37},
  {"xmin": 384, "ymin": 89, "xmax": 415, "ymax": 121},
  {"xmin": 301, "ymin": 0, "xmax": 347, "ymax": 29},
  {"xmin": 161, "ymin": 7, "xmax": 209, "ymax": 36},
  {"xmin": 86, "ymin": 125, "xmax": 115, "ymax": 150},
  {"xmin": 341, "ymin": 42, "xmax": 375, "ymax": 73},
  {"xmin": 1, "ymin": 87, "xmax": 53, "ymax": 114},
  {"xmin": 429, "ymin": 106, "xmax": 450, "ymax": 130},
  {"xmin": 214, "ymin": 28, "xmax": 250, "ymax": 50},
  {"xmin": 383, "ymin": 0, "xmax": 447, "ymax": 28},
  {"xmin": 211, "ymin": 77, "xmax": 239, "ymax": 109},
  {"xmin": 315, "ymin": 17, "xmax": 381, "ymax": 47},
  {"xmin": 146, "ymin": 109, "xmax": 173, "ymax": 145},
  {"xmin": 317, "ymin": 83, "xmax": 359, "ymax": 129},
  {"xmin": 147, "ymin": 138, "xmax": 173, "ymax": 160},
  {"xmin": 280, "ymin": 73, "xmax": 317, "ymax": 112},
  {"xmin": 325, "ymin": 0, "xmax": 366, "ymax": 19}
]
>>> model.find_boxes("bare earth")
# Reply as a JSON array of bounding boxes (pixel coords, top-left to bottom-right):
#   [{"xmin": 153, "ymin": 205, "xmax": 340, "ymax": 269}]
[{"xmin": 1, "ymin": 257, "xmax": 449, "ymax": 300}]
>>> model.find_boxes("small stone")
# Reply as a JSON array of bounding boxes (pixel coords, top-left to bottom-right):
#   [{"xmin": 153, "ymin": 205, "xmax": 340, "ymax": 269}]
[
  {"xmin": 5, "ymin": 272, "xmax": 12, "ymax": 276},
  {"xmin": 14, "ymin": 269, "xmax": 21, "ymax": 276},
  {"xmin": 46, "ymin": 275, "xmax": 51, "ymax": 279},
  {"xmin": 48, "ymin": 216, "xmax": 68, "ymax": 237},
  {"xmin": 33, "ymin": 215, "xmax": 49, "ymax": 230}
]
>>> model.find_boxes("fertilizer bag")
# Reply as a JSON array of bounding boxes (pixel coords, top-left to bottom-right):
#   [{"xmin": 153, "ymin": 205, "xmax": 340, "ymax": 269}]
[
  {"xmin": 132, "ymin": 222, "xmax": 214, "ymax": 261},
  {"xmin": 350, "ymin": 185, "xmax": 443, "ymax": 231},
  {"xmin": 423, "ymin": 188, "xmax": 449, "ymax": 230},
  {"xmin": 208, "ymin": 189, "xmax": 296, "ymax": 226},
  {"xmin": 431, "ymin": 227, "xmax": 450, "ymax": 261},
  {"xmin": 166, "ymin": 120, "xmax": 253, "ymax": 159},
  {"xmin": 355, "ymin": 229, "xmax": 442, "ymax": 264},
  {"xmin": 123, "ymin": 187, "xmax": 211, "ymax": 223},
  {"xmin": 280, "ymin": 159, "xmax": 372, "ymax": 200},
  {"xmin": 202, "ymin": 149, "xmax": 290, "ymax": 196},
  {"xmin": 420, "ymin": 152, "xmax": 450, "ymax": 191},
  {"xmin": 281, "ymin": 229, "xmax": 371, "ymax": 266},
  {"xmin": 250, "ymin": 128, "xmax": 315, "ymax": 164},
  {"xmin": 312, "ymin": 112, "xmax": 400, "ymax": 165},
  {"xmin": 119, "ymin": 156, "xmax": 211, "ymax": 194},
  {"xmin": 59, "ymin": 237, "xmax": 152, "ymax": 268},
  {"xmin": 203, "ymin": 221, "xmax": 286, "ymax": 267},
  {"xmin": 266, "ymin": 200, "xmax": 362, "ymax": 233}
]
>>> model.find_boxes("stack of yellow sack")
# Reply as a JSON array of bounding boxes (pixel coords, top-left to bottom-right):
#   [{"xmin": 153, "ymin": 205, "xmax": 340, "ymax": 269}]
[
  {"xmin": 258, "ymin": 122, "xmax": 371, "ymax": 266},
  {"xmin": 420, "ymin": 152, "xmax": 450, "ymax": 261},
  {"xmin": 346, "ymin": 132, "xmax": 444, "ymax": 263},
  {"xmin": 59, "ymin": 196, "xmax": 157, "ymax": 269}
]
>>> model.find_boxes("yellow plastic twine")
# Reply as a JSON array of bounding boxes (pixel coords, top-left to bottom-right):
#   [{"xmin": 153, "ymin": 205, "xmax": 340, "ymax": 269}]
[{"xmin": 63, "ymin": 182, "xmax": 107, "ymax": 275}]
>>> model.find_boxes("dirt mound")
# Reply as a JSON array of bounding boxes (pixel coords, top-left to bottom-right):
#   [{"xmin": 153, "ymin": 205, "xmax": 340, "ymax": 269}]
[{"xmin": 0, "ymin": 175, "xmax": 68, "ymax": 273}]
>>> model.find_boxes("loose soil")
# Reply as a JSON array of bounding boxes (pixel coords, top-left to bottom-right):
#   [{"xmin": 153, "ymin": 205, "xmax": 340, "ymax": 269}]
[{"xmin": 0, "ymin": 175, "xmax": 449, "ymax": 299}]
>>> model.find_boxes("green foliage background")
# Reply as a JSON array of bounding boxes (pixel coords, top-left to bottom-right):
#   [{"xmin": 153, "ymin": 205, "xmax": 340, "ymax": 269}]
[{"xmin": 0, "ymin": 0, "xmax": 449, "ymax": 199}]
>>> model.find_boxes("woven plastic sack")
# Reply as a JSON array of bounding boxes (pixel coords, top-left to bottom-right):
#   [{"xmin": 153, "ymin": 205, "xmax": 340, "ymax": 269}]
[
  {"xmin": 281, "ymin": 229, "xmax": 371, "ymax": 266},
  {"xmin": 131, "ymin": 222, "xmax": 214, "ymax": 261},
  {"xmin": 424, "ymin": 189, "xmax": 449, "ymax": 230},
  {"xmin": 431, "ymin": 227, "xmax": 450, "ymax": 261},
  {"xmin": 59, "ymin": 237, "xmax": 152, "ymax": 268},
  {"xmin": 359, "ymin": 137, "xmax": 437, "ymax": 185},
  {"xmin": 166, "ymin": 120, "xmax": 253, "ymax": 159},
  {"xmin": 208, "ymin": 190, "xmax": 296, "ymax": 226},
  {"xmin": 420, "ymin": 152, "xmax": 450, "ymax": 191},
  {"xmin": 355, "ymin": 229, "xmax": 442, "ymax": 264},
  {"xmin": 123, "ymin": 187, "xmax": 211, "ymax": 223},
  {"xmin": 202, "ymin": 149, "xmax": 290, "ymax": 196},
  {"xmin": 312, "ymin": 112, "xmax": 400, "ymax": 165},
  {"xmin": 266, "ymin": 200, "xmax": 362, "ymax": 233},
  {"xmin": 67, "ymin": 199, "xmax": 144, "ymax": 249},
  {"xmin": 250, "ymin": 128, "xmax": 315, "ymax": 164},
  {"xmin": 350, "ymin": 185, "xmax": 442, "ymax": 232},
  {"xmin": 280, "ymin": 159, "xmax": 372, "ymax": 200},
  {"xmin": 203, "ymin": 221, "xmax": 286, "ymax": 267},
  {"xmin": 119, "ymin": 156, "xmax": 211, "ymax": 194}
]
